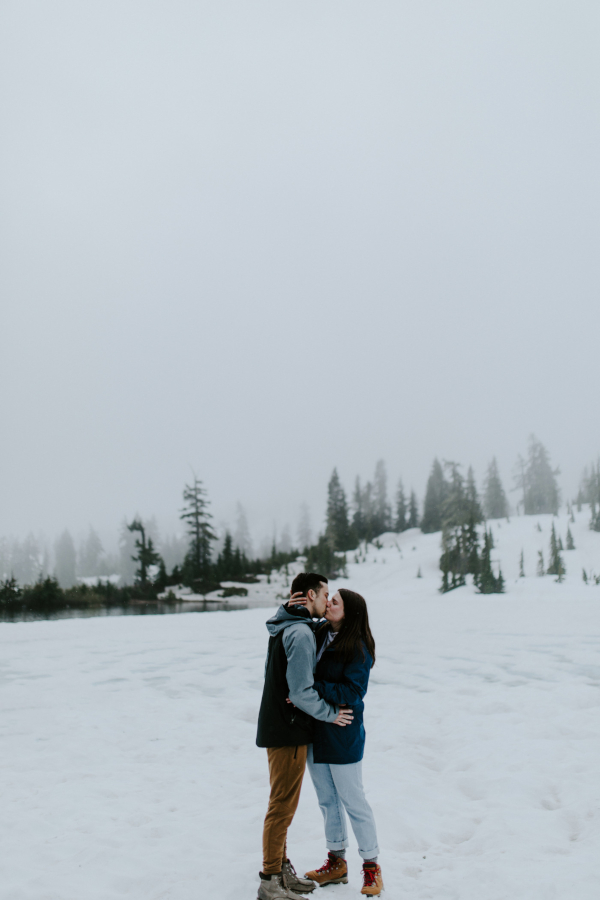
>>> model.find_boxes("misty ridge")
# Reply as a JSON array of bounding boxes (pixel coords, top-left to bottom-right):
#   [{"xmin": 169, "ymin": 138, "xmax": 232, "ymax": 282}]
[{"xmin": 1, "ymin": 435, "xmax": 599, "ymax": 603}]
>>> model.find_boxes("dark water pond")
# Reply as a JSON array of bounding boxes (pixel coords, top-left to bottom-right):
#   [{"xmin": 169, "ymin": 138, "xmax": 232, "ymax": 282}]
[{"xmin": 0, "ymin": 599, "xmax": 251, "ymax": 623}]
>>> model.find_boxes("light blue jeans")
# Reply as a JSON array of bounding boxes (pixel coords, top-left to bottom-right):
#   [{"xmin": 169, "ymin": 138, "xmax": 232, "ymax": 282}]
[{"xmin": 306, "ymin": 744, "xmax": 379, "ymax": 859}]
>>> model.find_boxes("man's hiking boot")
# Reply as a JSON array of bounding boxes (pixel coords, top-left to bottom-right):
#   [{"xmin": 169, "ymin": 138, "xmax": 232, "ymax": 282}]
[
  {"xmin": 282, "ymin": 859, "xmax": 316, "ymax": 893},
  {"xmin": 360, "ymin": 862, "xmax": 383, "ymax": 896},
  {"xmin": 258, "ymin": 872, "xmax": 307, "ymax": 900},
  {"xmin": 305, "ymin": 852, "xmax": 348, "ymax": 886}
]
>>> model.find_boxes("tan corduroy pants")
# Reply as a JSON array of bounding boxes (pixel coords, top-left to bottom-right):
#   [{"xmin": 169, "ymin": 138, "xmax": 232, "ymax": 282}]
[{"xmin": 262, "ymin": 745, "xmax": 308, "ymax": 874}]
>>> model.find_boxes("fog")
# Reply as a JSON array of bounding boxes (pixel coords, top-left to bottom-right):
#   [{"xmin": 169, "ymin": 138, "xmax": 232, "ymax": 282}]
[{"xmin": 1, "ymin": 1, "xmax": 599, "ymax": 555}]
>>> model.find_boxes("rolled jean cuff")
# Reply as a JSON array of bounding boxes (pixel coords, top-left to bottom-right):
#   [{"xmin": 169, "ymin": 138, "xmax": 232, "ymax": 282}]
[
  {"xmin": 326, "ymin": 839, "xmax": 349, "ymax": 851},
  {"xmin": 358, "ymin": 845, "xmax": 380, "ymax": 860}
]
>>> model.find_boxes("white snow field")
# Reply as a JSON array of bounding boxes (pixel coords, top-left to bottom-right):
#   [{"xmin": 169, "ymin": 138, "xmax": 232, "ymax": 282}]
[{"xmin": 2, "ymin": 510, "xmax": 600, "ymax": 900}]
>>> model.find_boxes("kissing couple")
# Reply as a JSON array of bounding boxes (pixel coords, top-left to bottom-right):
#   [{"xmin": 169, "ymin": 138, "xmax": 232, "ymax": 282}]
[{"xmin": 256, "ymin": 572, "xmax": 382, "ymax": 898}]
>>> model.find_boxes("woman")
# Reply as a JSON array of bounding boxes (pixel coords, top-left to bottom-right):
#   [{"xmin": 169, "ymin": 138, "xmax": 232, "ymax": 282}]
[{"xmin": 304, "ymin": 588, "xmax": 382, "ymax": 897}]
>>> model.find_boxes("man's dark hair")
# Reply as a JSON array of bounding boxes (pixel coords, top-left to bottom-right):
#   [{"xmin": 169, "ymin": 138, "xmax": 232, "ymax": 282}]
[{"xmin": 290, "ymin": 572, "xmax": 328, "ymax": 597}]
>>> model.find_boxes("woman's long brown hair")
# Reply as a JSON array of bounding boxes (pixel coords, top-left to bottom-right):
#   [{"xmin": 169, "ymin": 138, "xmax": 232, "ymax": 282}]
[{"xmin": 321, "ymin": 588, "xmax": 375, "ymax": 667}]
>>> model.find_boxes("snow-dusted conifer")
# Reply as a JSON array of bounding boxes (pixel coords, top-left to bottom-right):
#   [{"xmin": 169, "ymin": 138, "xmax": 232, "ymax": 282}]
[{"xmin": 566, "ymin": 526, "xmax": 575, "ymax": 550}]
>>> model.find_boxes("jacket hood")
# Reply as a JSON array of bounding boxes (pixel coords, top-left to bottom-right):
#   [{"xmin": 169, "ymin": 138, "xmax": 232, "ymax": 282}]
[{"xmin": 266, "ymin": 603, "xmax": 317, "ymax": 636}]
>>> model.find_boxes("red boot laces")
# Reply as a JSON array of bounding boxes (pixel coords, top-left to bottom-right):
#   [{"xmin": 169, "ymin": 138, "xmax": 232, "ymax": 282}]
[
  {"xmin": 362, "ymin": 864, "xmax": 378, "ymax": 886},
  {"xmin": 316, "ymin": 853, "xmax": 340, "ymax": 873}
]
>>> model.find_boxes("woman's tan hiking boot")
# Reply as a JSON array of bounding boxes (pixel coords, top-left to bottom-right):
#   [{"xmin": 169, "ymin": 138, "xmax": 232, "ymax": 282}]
[
  {"xmin": 360, "ymin": 862, "xmax": 383, "ymax": 895},
  {"xmin": 305, "ymin": 852, "xmax": 348, "ymax": 886}
]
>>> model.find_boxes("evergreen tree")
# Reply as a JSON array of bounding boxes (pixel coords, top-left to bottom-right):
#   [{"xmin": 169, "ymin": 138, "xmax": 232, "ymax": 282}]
[
  {"xmin": 180, "ymin": 476, "xmax": 215, "ymax": 585},
  {"xmin": 466, "ymin": 466, "xmax": 483, "ymax": 524},
  {"xmin": 546, "ymin": 522, "xmax": 565, "ymax": 580},
  {"xmin": 352, "ymin": 478, "xmax": 375, "ymax": 542},
  {"xmin": 305, "ymin": 535, "xmax": 346, "ymax": 579},
  {"xmin": 325, "ymin": 469, "xmax": 353, "ymax": 551},
  {"xmin": 127, "ymin": 519, "xmax": 160, "ymax": 587},
  {"xmin": 441, "ymin": 463, "xmax": 482, "ymax": 530},
  {"xmin": 439, "ymin": 520, "xmax": 481, "ymax": 594},
  {"xmin": 474, "ymin": 530, "xmax": 504, "ymax": 594},
  {"xmin": 372, "ymin": 460, "xmax": 392, "ymax": 536},
  {"xmin": 351, "ymin": 477, "xmax": 366, "ymax": 543},
  {"xmin": 421, "ymin": 459, "xmax": 446, "ymax": 533},
  {"xmin": 566, "ymin": 526, "xmax": 575, "ymax": 550},
  {"xmin": 537, "ymin": 550, "xmax": 545, "ymax": 576},
  {"xmin": 483, "ymin": 458, "xmax": 509, "ymax": 519},
  {"xmin": 514, "ymin": 436, "xmax": 560, "ymax": 515},
  {"xmin": 215, "ymin": 531, "xmax": 235, "ymax": 580},
  {"xmin": 362, "ymin": 481, "xmax": 375, "ymax": 541},
  {"xmin": 154, "ymin": 558, "xmax": 169, "ymax": 593},
  {"xmin": 394, "ymin": 479, "xmax": 407, "ymax": 533},
  {"xmin": 54, "ymin": 530, "xmax": 76, "ymax": 588},
  {"xmin": 441, "ymin": 462, "xmax": 465, "ymax": 528},
  {"xmin": 438, "ymin": 466, "xmax": 481, "ymax": 594},
  {"xmin": 408, "ymin": 490, "xmax": 419, "ymax": 528},
  {"xmin": 519, "ymin": 550, "xmax": 525, "ymax": 577}
]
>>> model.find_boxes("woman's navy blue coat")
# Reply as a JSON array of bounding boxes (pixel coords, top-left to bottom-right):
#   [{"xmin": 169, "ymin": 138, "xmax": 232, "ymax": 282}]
[{"xmin": 312, "ymin": 627, "xmax": 373, "ymax": 765}]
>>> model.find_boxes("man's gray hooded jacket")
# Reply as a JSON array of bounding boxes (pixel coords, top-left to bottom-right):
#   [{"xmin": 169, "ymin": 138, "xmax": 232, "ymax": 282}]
[{"xmin": 256, "ymin": 604, "xmax": 338, "ymax": 748}]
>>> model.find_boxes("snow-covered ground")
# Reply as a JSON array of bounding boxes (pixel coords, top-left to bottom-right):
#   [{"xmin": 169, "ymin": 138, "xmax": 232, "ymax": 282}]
[{"xmin": 1, "ymin": 510, "xmax": 600, "ymax": 900}]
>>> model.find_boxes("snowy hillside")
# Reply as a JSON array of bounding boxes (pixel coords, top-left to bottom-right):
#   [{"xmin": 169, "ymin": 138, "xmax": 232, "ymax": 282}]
[
  {"xmin": 1, "ymin": 511, "xmax": 600, "ymax": 900},
  {"xmin": 340, "ymin": 505, "xmax": 600, "ymax": 601}
]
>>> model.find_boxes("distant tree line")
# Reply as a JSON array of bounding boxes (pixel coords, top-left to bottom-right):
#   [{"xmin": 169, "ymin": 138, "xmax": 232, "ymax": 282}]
[{"xmin": 4, "ymin": 435, "xmax": 600, "ymax": 609}]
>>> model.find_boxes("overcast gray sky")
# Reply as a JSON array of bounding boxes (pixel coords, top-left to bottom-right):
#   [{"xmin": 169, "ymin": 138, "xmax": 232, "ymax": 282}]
[{"xmin": 1, "ymin": 1, "xmax": 599, "ymax": 549}]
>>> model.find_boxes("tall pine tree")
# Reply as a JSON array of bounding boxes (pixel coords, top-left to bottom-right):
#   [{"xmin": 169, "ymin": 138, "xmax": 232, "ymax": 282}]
[
  {"xmin": 128, "ymin": 519, "xmax": 161, "ymax": 588},
  {"xmin": 180, "ymin": 476, "xmax": 215, "ymax": 586},
  {"xmin": 546, "ymin": 522, "xmax": 565, "ymax": 580},
  {"xmin": 325, "ymin": 469, "xmax": 353, "ymax": 551},
  {"xmin": 474, "ymin": 530, "xmax": 504, "ymax": 594},
  {"xmin": 514, "ymin": 436, "xmax": 560, "ymax": 515},
  {"xmin": 408, "ymin": 490, "xmax": 419, "ymax": 528},
  {"xmin": 394, "ymin": 479, "xmax": 407, "ymax": 533},
  {"xmin": 483, "ymin": 458, "xmax": 509, "ymax": 519},
  {"xmin": 421, "ymin": 459, "xmax": 446, "ymax": 533},
  {"xmin": 372, "ymin": 460, "xmax": 392, "ymax": 536}
]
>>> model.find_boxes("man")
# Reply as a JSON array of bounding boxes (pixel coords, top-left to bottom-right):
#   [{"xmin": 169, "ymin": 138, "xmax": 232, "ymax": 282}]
[{"xmin": 256, "ymin": 572, "xmax": 353, "ymax": 900}]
